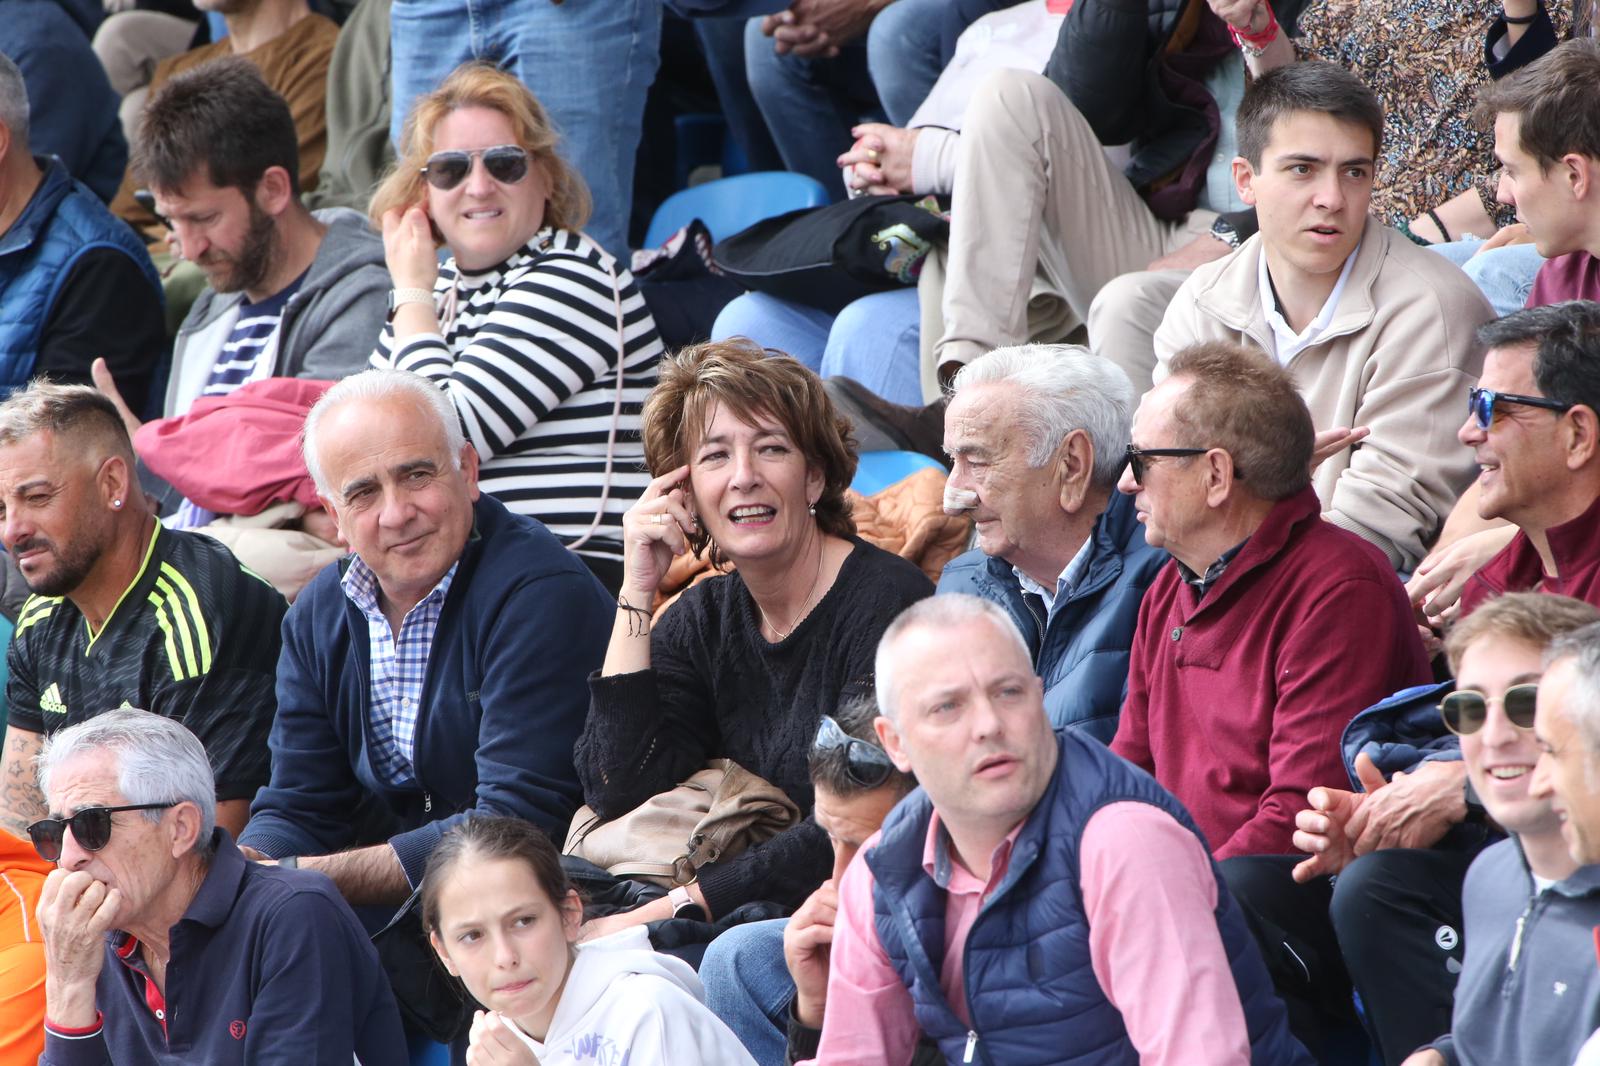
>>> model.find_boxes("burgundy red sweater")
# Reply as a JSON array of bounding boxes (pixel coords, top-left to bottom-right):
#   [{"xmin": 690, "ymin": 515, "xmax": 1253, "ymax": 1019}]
[
  {"xmin": 1111, "ymin": 487, "xmax": 1430, "ymax": 858},
  {"xmin": 1458, "ymin": 491, "xmax": 1600, "ymax": 617}
]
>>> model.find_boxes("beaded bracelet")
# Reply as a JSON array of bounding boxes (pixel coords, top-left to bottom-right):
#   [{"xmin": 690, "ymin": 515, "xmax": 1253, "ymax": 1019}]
[{"xmin": 1396, "ymin": 219, "xmax": 1433, "ymax": 247}]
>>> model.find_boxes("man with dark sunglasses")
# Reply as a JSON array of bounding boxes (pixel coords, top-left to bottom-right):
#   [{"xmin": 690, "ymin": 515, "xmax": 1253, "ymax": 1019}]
[
  {"xmin": 1396, "ymin": 594, "xmax": 1600, "ymax": 1066},
  {"xmin": 32, "ymin": 708, "xmax": 406, "ymax": 1065},
  {"xmin": 1112, "ymin": 341, "xmax": 1428, "ymax": 866},
  {"xmin": 1454, "ymin": 303, "xmax": 1600, "ymax": 615},
  {"xmin": 700, "ymin": 686, "xmax": 928, "ymax": 1066},
  {"xmin": 1269, "ymin": 594, "xmax": 1600, "ymax": 1066}
]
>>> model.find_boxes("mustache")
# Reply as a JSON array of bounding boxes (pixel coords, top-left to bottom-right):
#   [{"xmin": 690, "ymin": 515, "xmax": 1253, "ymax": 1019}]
[{"xmin": 10, "ymin": 536, "xmax": 51, "ymax": 555}]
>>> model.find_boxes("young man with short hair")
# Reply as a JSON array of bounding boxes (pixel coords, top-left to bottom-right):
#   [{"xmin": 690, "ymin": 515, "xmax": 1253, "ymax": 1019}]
[
  {"xmin": 1152, "ymin": 62, "xmax": 1492, "ymax": 572},
  {"xmin": 1400, "ymin": 593, "xmax": 1600, "ymax": 1066},
  {"xmin": 1478, "ymin": 39, "xmax": 1600, "ymax": 305}
]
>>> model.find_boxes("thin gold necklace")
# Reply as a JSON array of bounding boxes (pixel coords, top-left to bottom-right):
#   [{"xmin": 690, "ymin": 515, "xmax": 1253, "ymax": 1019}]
[{"xmin": 757, "ymin": 539, "xmax": 825, "ymax": 641}]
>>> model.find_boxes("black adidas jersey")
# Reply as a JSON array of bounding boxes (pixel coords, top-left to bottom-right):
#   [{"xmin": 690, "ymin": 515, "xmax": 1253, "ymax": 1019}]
[{"xmin": 6, "ymin": 524, "xmax": 288, "ymax": 801}]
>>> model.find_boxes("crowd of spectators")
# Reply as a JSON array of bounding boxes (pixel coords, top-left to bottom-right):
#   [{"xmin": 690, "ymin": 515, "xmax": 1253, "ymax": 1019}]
[{"xmin": 5, "ymin": 1, "xmax": 1600, "ymax": 1064}]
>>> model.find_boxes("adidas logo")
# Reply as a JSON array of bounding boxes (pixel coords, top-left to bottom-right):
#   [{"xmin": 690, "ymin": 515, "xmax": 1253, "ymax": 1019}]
[{"xmin": 39, "ymin": 684, "xmax": 66, "ymax": 717}]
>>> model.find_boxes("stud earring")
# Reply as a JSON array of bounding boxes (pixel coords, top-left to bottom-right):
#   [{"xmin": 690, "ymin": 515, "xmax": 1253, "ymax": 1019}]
[
  {"xmin": 112, "ymin": 498, "xmax": 122, "ymax": 509},
  {"xmin": 808, "ymin": 502, "xmax": 817, "ymax": 516}
]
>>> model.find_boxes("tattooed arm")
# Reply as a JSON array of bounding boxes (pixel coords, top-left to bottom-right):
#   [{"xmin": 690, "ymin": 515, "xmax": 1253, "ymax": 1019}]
[{"xmin": 0, "ymin": 726, "xmax": 46, "ymax": 839}]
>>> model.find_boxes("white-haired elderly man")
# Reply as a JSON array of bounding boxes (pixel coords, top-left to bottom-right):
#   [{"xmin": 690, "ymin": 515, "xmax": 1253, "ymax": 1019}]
[
  {"xmin": 33, "ymin": 708, "xmax": 405, "ymax": 1064},
  {"xmin": 237, "ymin": 368, "xmax": 614, "ymax": 907},
  {"xmin": 937, "ymin": 344, "xmax": 1168, "ymax": 742},
  {"xmin": 797, "ymin": 594, "xmax": 1311, "ymax": 1066}
]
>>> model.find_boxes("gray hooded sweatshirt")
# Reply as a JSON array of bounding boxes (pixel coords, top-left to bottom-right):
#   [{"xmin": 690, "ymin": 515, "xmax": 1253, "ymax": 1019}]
[{"xmin": 164, "ymin": 207, "xmax": 389, "ymax": 417}]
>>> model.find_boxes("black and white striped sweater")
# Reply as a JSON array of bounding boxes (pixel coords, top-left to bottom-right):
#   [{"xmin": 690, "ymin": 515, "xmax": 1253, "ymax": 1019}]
[{"xmin": 373, "ymin": 228, "xmax": 664, "ymax": 561}]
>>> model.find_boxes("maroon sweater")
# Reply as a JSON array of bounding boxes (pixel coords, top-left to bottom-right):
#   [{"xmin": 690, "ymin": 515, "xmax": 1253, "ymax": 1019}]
[
  {"xmin": 1458, "ymin": 491, "xmax": 1600, "ymax": 616},
  {"xmin": 1111, "ymin": 487, "xmax": 1430, "ymax": 858}
]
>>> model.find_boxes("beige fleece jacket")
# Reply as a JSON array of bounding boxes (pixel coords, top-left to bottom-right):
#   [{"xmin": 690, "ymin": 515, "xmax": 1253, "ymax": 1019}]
[{"xmin": 1154, "ymin": 217, "xmax": 1492, "ymax": 571}]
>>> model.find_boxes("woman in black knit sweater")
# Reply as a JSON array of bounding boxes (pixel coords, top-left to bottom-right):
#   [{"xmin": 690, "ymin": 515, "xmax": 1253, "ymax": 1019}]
[{"xmin": 574, "ymin": 340, "xmax": 933, "ymax": 937}]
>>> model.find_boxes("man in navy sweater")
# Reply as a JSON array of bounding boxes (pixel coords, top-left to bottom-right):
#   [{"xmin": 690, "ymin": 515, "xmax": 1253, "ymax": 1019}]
[
  {"xmin": 238, "ymin": 368, "xmax": 614, "ymax": 904},
  {"xmin": 35, "ymin": 708, "xmax": 405, "ymax": 1065}
]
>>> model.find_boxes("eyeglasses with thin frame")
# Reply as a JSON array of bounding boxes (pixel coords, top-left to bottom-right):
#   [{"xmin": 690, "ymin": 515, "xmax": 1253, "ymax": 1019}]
[
  {"xmin": 27, "ymin": 803, "xmax": 177, "ymax": 863},
  {"xmin": 420, "ymin": 144, "xmax": 531, "ymax": 191},
  {"xmin": 1467, "ymin": 387, "xmax": 1573, "ymax": 431},
  {"xmin": 1124, "ymin": 444, "xmax": 1207, "ymax": 485},
  {"xmin": 812, "ymin": 715, "xmax": 895, "ymax": 789},
  {"xmin": 1438, "ymin": 683, "xmax": 1539, "ymax": 736}
]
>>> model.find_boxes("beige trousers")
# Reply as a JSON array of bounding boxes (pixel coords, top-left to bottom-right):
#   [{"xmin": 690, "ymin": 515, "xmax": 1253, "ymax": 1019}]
[
  {"xmin": 918, "ymin": 68, "xmax": 1213, "ymax": 401},
  {"xmin": 1086, "ymin": 267, "xmax": 1193, "ymax": 396}
]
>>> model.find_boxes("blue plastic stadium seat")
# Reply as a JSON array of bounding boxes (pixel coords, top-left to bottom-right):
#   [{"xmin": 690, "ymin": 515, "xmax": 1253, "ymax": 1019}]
[
  {"xmin": 850, "ymin": 450, "xmax": 946, "ymax": 497},
  {"xmin": 643, "ymin": 171, "xmax": 829, "ymax": 250}
]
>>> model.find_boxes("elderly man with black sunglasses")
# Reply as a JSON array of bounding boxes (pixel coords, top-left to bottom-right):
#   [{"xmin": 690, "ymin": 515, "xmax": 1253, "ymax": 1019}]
[{"xmin": 31, "ymin": 708, "xmax": 406, "ymax": 1065}]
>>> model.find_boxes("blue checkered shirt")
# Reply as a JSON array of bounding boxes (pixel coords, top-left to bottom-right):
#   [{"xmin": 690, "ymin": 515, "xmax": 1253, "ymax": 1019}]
[{"xmin": 340, "ymin": 557, "xmax": 459, "ymax": 787}]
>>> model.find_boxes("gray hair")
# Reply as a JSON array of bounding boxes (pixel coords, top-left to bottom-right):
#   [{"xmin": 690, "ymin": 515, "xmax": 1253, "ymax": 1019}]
[
  {"xmin": 1546, "ymin": 621, "xmax": 1600, "ymax": 759},
  {"xmin": 951, "ymin": 345, "xmax": 1134, "ymax": 489},
  {"xmin": 302, "ymin": 368, "xmax": 466, "ymax": 496},
  {"xmin": 874, "ymin": 594, "xmax": 1033, "ymax": 719},
  {"xmin": 0, "ymin": 381, "xmax": 132, "ymax": 458},
  {"xmin": 0, "ymin": 53, "xmax": 28, "ymax": 145},
  {"xmin": 37, "ymin": 708, "xmax": 217, "ymax": 853}
]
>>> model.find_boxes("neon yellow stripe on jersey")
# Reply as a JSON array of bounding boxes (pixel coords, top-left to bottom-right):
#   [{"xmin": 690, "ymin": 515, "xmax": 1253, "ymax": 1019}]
[
  {"xmin": 146, "ymin": 593, "xmax": 186, "ymax": 681},
  {"xmin": 159, "ymin": 563, "xmax": 213, "ymax": 676},
  {"xmin": 85, "ymin": 521, "xmax": 161, "ymax": 654},
  {"xmin": 15, "ymin": 596, "xmax": 59, "ymax": 635},
  {"xmin": 152, "ymin": 576, "xmax": 199, "ymax": 680},
  {"xmin": 238, "ymin": 563, "xmax": 273, "ymax": 588}
]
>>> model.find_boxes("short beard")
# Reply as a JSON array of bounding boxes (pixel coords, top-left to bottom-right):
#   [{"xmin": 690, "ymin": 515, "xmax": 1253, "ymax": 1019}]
[
  {"xmin": 13, "ymin": 536, "xmax": 102, "ymax": 597},
  {"xmin": 208, "ymin": 200, "xmax": 278, "ymax": 295}
]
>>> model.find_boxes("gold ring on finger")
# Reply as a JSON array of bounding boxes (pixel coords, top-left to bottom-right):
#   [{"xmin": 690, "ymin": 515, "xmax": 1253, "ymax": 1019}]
[{"xmin": 866, "ymin": 148, "xmax": 880, "ymax": 162}]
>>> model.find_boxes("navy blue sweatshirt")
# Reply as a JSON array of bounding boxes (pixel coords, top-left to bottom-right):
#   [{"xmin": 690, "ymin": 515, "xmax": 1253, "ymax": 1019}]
[
  {"xmin": 41, "ymin": 831, "xmax": 406, "ymax": 1065},
  {"xmin": 241, "ymin": 494, "xmax": 613, "ymax": 883}
]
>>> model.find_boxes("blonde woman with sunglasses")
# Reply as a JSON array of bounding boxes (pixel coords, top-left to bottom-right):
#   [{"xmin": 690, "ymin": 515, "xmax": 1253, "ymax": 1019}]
[{"xmin": 369, "ymin": 62, "xmax": 665, "ymax": 593}]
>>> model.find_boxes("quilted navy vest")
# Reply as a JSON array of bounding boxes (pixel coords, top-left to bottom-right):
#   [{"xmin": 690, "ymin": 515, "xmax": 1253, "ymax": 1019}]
[
  {"xmin": 0, "ymin": 157, "xmax": 159, "ymax": 385},
  {"xmin": 866, "ymin": 728, "xmax": 1311, "ymax": 1066}
]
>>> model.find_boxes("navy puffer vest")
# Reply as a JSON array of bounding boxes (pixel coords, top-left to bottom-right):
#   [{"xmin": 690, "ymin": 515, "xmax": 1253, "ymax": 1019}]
[
  {"xmin": 0, "ymin": 157, "xmax": 159, "ymax": 385},
  {"xmin": 866, "ymin": 729, "xmax": 1311, "ymax": 1065}
]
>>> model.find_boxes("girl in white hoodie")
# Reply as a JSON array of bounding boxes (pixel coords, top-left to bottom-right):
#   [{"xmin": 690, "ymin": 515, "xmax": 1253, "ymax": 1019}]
[{"xmin": 422, "ymin": 815, "xmax": 759, "ymax": 1066}]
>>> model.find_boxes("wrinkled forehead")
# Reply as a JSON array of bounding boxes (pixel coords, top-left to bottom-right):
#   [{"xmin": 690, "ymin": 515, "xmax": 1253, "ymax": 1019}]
[
  {"xmin": 46, "ymin": 750, "xmax": 125, "ymax": 814},
  {"xmin": 316, "ymin": 397, "xmax": 454, "ymax": 486}
]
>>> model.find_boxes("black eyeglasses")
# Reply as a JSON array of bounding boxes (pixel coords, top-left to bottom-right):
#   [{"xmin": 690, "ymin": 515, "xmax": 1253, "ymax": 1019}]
[
  {"xmin": 813, "ymin": 716, "xmax": 895, "ymax": 789},
  {"xmin": 27, "ymin": 803, "xmax": 176, "ymax": 863},
  {"xmin": 420, "ymin": 144, "xmax": 531, "ymax": 190},
  {"xmin": 1467, "ymin": 387, "xmax": 1573, "ymax": 431},
  {"xmin": 1124, "ymin": 444, "xmax": 1207, "ymax": 485},
  {"xmin": 1439, "ymin": 683, "xmax": 1539, "ymax": 736}
]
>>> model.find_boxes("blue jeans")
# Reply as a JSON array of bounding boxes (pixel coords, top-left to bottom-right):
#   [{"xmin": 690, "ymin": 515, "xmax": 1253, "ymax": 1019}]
[
  {"xmin": 866, "ymin": 0, "xmax": 948, "ymax": 126},
  {"xmin": 700, "ymin": 918, "xmax": 794, "ymax": 1066},
  {"xmin": 390, "ymin": 0, "xmax": 663, "ymax": 258},
  {"xmin": 1427, "ymin": 237, "xmax": 1545, "ymax": 317},
  {"xmin": 744, "ymin": 19, "xmax": 882, "ymax": 197},
  {"xmin": 712, "ymin": 288, "xmax": 923, "ymax": 404}
]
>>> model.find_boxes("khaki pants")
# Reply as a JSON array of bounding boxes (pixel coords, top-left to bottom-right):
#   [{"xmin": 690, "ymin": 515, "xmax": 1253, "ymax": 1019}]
[
  {"xmin": 918, "ymin": 68, "xmax": 1213, "ymax": 401},
  {"xmin": 92, "ymin": 11, "xmax": 197, "ymax": 146},
  {"xmin": 1087, "ymin": 267, "xmax": 1193, "ymax": 396}
]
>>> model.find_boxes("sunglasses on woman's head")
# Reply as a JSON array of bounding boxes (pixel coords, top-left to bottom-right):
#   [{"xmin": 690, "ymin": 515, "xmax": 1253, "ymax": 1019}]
[
  {"xmin": 1466, "ymin": 387, "xmax": 1572, "ymax": 431},
  {"xmin": 420, "ymin": 145, "xmax": 531, "ymax": 190},
  {"xmin": 1438, "ymin": 683, "xmax": 1539, "ymax": 736},
  {"xmin": 813, "ymin": 715, "xmax": 895, "ymax": 789},
  {"xmin": 27, "ymin": 803, "xmax": 176, "ymax": 863}
]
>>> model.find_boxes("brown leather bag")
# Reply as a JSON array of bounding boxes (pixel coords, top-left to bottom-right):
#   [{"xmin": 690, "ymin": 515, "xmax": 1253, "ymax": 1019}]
[{"xmin": 562, "ymin": 759, "xmax": 801, "ymax": 887}]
